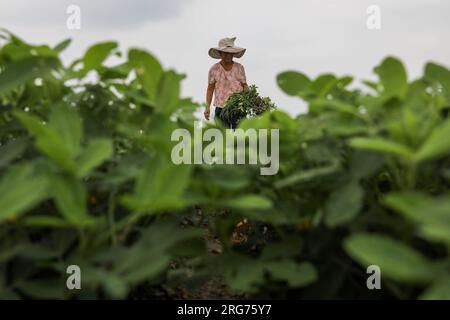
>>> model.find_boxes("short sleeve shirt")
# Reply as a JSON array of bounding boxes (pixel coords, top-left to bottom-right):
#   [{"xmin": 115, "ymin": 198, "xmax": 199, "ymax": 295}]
[{"xmin": 208, "ymin": 62, "xmax": 247, "ymax": 108}]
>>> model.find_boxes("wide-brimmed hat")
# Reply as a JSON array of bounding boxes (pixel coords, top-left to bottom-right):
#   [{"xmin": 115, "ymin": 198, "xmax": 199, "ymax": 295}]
[{"xmin": 208, "ymin": 37, "xmax": 246, "ymax": 59}]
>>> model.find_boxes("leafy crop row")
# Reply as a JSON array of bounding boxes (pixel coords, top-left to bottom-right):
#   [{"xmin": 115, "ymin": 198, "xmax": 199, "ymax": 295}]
[{"xmin": 0, "ymin": 30, "xmax": 449, "ymax": 299}]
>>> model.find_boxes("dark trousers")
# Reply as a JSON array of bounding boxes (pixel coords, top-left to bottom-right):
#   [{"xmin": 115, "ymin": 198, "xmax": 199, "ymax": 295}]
[{"xmin": 215, "ymin": 107, "xmax": 238, "ymax": 129}]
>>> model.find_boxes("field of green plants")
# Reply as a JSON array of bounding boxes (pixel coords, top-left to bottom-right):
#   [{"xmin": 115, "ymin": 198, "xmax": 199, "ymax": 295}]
[{"xmin": 0, "ymin": 30, "xmax": 449, "ymax": 300}]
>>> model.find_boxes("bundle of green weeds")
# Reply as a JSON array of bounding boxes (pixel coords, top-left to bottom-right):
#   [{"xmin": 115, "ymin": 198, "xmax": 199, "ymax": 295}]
[{"xmin": 221, "ymin": 85, "xmax": 277, "ymax": 122}]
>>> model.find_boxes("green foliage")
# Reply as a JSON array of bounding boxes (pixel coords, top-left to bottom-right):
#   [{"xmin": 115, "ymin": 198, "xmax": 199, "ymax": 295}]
[
  {"xmin": 221, "ymin": 85, "xmax": 277, "ymax": 122},
  {"xmin": 0, "ymin": 56, "xmax": 60, "ymax": 95},
  {"xmin": 0, "ymin": 163, "xmax": 48, "ymax": 223},
  {"xmin": 374, "ymin": 56, "xmax": 408, "ymax": 99},
  {"xmin": 128, "ymin": 48, "xmax": 163, "ymax": 101},
  {"xmin": 0, "ymin": 32, "xmax": 449, "ymax": 300},
  {"xmin": 81, "ymin": 41, "xmax": 118, "ymax": 76}
]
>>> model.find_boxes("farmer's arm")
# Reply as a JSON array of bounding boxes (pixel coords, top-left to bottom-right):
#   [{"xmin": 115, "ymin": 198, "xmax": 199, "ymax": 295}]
[
  {"xmin": 205, "ymin": 82, "xmax": 215, "ymax": 120},
  {"xmin": 240, "ymin": 64, "xmax": 248, "ymax": 91}
]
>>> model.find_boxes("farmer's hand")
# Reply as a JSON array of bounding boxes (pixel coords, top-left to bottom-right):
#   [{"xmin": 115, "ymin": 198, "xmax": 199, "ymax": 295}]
[{"xmin": 204, "ymin": 108, "xmax": 210, "ymax": 120}]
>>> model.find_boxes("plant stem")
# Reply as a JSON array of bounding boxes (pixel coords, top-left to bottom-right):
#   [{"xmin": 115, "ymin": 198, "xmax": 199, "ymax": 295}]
[{"xmin": 108, "ymin": 189, "xmax": 118, "ymax": 245}]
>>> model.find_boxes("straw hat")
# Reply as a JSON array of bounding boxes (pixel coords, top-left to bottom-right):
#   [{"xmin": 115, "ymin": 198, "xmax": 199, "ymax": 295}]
[{"xmin": 208, "ymin": 37, "xmax": 246, "ymax": 59}]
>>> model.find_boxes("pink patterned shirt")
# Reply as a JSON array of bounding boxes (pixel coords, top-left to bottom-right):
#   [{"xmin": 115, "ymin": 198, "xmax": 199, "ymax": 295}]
[{"xmin": 208, "ymin": 62, "xmax": 247, "ymax": 108}]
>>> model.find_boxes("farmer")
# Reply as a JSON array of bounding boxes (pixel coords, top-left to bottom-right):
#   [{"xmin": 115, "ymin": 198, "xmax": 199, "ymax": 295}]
[{"xmin": 205, "ymin": 37, "xmax": 248, "ymax": 129}]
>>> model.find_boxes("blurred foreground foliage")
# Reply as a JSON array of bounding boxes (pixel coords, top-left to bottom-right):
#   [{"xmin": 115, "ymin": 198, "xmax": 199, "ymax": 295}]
[{"xmin": 0, "ymin": 30, "xmax": 449, "ymax": 299}]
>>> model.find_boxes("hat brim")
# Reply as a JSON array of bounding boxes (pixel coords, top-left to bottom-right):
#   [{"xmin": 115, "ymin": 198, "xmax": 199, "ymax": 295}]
[{"xmin": 208, "ymin": 47, "xmax": 246, "ymax": 59}]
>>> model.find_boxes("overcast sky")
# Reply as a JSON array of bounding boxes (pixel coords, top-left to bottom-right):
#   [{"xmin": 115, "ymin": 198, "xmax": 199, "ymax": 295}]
[{"xmin": 1, "ymin": 0, "xmax": 449, "ymax": 115}]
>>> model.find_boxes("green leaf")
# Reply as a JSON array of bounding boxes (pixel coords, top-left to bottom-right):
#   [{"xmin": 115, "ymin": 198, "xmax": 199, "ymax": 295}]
[
  {"xmin": 14, "ymin": 244, "xmax": 61, "ymax": 260},
  {"xmin": 338, "ymin": 76, "xmax": 353, "ymax": 87},
  {"xmin": 310, "ymin": 99, "xmax": 359, "ymax": 117},
  {"xmin": 414, "ymin": 120, "xmax": 450, "ymax": 163},
  {"xmin": 0, "ymin": 56, "xmax": 59, "ymax": 95},
  {"xmin": 51, "ymin": 175, "xmax": 95, "ymax": 227},
  {"xmin": 82, "ymin": 41, "xmax": 118, "ymax": 74},
  {"xmin": 53, "ymin": 39, "xmax": 72, "ymax": 53},
  {"xmin": 383, "ymin": 191, "xmax": 450, "ymax": 244},
  {"xmin": 0, "ymin": 138, "xmax": 28, "ymax": 169},
  {"xmin": 344, "ymin": 233, "xmax": 437, "ymax": 283},
  {"xmin": 0, "ymin": 42, "xmax": 33, "ymax": 61},
  {"xmin": 155, "ymin": 70, "xmax": 181, "ymax": 114},
  {"xmin": 14, "ymin": 111, "xmax": 77, "ymax": 172},
  {"xmin": 275, "ymin": 162, "xmax": 340, "ymax": 189},
  {"xmin": 310, "ymin": 74, "xmax": 338, "ymax": 98},
  {"xmin": 325, "ymin": 181, "xmax": 363, "ymax": 227},
  {"xmin": 99, "ymin": 62, "xmax": 131, "ymax": 80},
  {"xmin": 81, "ymin": 267, "xmax": 129, "ymax": 299},
  {"xmin": 266, "ymin": 261, "xmax": 317, "ymax": 287},
  {"xmin": 15, "ymin": 279, "xmax": 64, "ymax": 299},
  {"xmin": 349, "ymin": 151, "xmax": 384, "ymax": 180},
  {"xmin": 129, "ymin": 49, "xmax": 163, "ymax": 100},
  {"xmin": 100, "ymin": 273, "xmax": 129, "ymax": 299},
  {"xmin": 122, "ymin": 256, "xmax": 170, "ymax": 284},
  {"xmin": 33, "ymin": 45, "xmax": 59, "ymax": 58},
  {"xmin": 76, "ymin": 139, "xmax": 113, "ymax": 178},
  {"xmin": 217, "ymin": 255, "xmax": 264, "ymax": 292},
  {"xmin": 420, "ymin": 277, "xmax": 450, "ymax": 300},
  {"xmin": 122, "ymin": 156, "xmax": 192, "ymax": 213},
  {"xmin": 23, "ymin": 216, "xmax": 72, "ymax": 228},
  {"xmin": 112, "ymin": 221, "xmax": 199, "ymax": 285},
  {"xmin": 48, "ymin": 105, "xmax": 83, "ymax": 158},
  {"xmin": 225, "ymin": 195, "xmax": 273, "ymax": 210},
  {"xmin": 261, "ymin": 237, "xmax": 303, "ymax": 260},
  {"xmin": 277, "ymin": 71, "xmax": 311, "ymax": 96},
  {"xmin": 202, "ymin": 166, "xmax": 250, "ymax": 190},
  {"xmin": 374, "ymin": 56, "xmax": 408, "ymax": 99},
  {"xmin": 362, "ymin": 80, "xmax": 381, "ymax": 92},
  {"xmin": 425, "ymin": 62, "xmax": 450, "ymax": 100},
  {"xmin": 0, "ymin": 164, "xmax": 48, "ymax": 223},
  {"xmin": 350, "ymin": 137, "xmax": 414, "ymax": 159},
  {"xmin": 229, "ymin": 265, "xmax": 265, "ymax": 292}
]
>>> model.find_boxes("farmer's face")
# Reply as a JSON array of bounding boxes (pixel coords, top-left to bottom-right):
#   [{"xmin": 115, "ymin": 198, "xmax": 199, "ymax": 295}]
[{"xmin": 220, "ymin": 52, "xmax": 234, "ymax": 62}]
